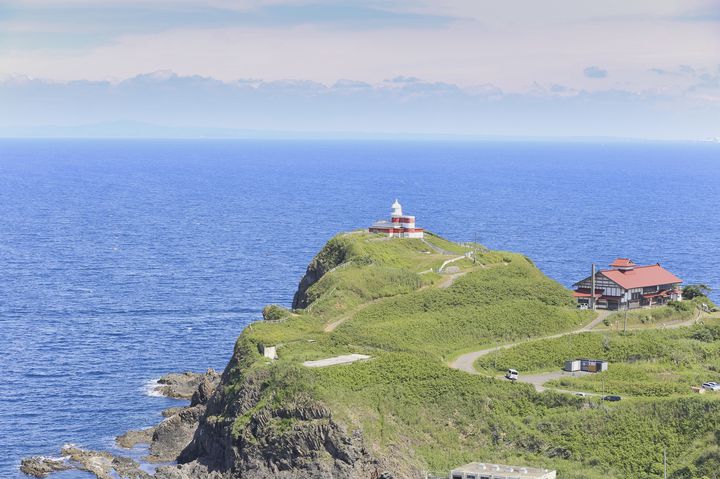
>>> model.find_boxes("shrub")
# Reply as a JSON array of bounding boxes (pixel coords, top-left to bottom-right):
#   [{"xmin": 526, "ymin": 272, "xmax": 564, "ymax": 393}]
[{"xmin": 262, "ymin": 304, "xmax": 290, "ymax": 321}]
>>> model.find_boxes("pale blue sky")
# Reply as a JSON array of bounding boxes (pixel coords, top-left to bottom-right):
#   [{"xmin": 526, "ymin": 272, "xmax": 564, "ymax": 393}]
[{"xmin": 1, "ymin": 0, "xmax": 718, "ymax": 139}]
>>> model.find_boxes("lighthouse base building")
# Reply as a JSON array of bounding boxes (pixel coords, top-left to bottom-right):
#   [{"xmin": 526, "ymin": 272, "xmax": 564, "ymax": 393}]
[{"xmin": 369, "ymin": 200, "xmax": 424, "ymax": 239}]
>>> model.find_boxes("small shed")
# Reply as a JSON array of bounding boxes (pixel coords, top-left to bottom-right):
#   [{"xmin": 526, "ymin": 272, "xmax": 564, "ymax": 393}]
[
  {"xmin": 581, "ymin": 359, "xmax": 608, "ymax": 372},
  {"xmin": 564, "ymin": 358, "xmax": 608, "ymax": 373},
  {"xmin": 564, "ymin": 360, "xmax": 581, "ymax": 372}
]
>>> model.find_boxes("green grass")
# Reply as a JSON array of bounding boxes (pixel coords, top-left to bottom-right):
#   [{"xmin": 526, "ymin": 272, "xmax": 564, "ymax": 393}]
[
  {"xmin": 222, "ymin": 230, "xmax": 720, "ymax": 478},
  {"xmin": 476, "ymin": 323, "xmax": 720, "ymax": 399},
  {"xmin": 330, "ymin": 257, "xmax": 589, "ymax": 359},
  {"xmin": 598, "ymin": 300, "xmax": 701, "ymax": 330}
]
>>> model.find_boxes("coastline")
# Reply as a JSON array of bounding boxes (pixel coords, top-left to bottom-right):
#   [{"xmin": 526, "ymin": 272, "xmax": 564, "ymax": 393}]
[{"xmin": 21, "ymin": 370, "xmax": 220, "ymax": 479}]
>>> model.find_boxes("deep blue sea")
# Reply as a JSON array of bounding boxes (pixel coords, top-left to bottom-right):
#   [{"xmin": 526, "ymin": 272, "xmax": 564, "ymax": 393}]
[{"xmin": 1, "ymin": 139, "xmax": 719, "ymax": 478}]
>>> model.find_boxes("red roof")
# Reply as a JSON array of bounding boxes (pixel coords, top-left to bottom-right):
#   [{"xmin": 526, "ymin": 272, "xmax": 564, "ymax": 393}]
[
  {"xmin": 601, "ymin": 264, "xmax": 682, "ymax": 290},
  {"xmin": 573, "ymin": 290, "xmax": 602, "ymax": 299},
  {"xmin": 610, "ymin": 258, "xmax": 635, "ymax": 268}
]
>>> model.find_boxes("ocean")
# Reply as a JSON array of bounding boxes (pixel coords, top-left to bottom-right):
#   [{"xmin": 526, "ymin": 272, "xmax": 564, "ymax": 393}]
[{"xmin": 1, "ymin": 139, "xmax": 719, "ymax": 478}]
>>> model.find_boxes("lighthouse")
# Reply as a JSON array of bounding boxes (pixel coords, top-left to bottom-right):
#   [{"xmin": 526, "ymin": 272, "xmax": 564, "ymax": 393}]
[{"xmin": 368, "ymin": 200, "xmax": 424, "ymax": 239}]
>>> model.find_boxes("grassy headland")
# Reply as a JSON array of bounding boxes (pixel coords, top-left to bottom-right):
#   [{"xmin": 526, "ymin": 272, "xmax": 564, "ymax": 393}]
[{"xmin": 220, "ymin": 231, "xmax": 719, "ymax": 478}]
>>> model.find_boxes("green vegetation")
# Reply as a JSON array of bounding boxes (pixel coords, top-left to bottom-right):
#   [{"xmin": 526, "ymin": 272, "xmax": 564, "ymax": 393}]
[
  {"xmin": 227, "ymin": 230, "xmax": 720, "ymax": 478},
  {"xmin": 683, "ymin": 284, "xmax": 713, "ymax": 301},
  {"xmin": 598, "ymin": 297, "xmax": 714, "ymax": 330},
  {"xmin": 333, "ymin": 261, "xmax": 589, "ymax": 359},
  {"xmin": 262, "ymin": 304, "xmax": 291, "ymax": 321}
]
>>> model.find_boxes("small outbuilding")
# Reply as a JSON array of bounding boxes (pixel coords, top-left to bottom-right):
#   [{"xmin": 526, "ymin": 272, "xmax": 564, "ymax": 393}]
[
  {"xmin": 564, "ymin": 358, "xmax": 608, "ymax": 373},
  {"xmin": 450, "ymin": 462, "xmax": 556, "ymax": 479}
]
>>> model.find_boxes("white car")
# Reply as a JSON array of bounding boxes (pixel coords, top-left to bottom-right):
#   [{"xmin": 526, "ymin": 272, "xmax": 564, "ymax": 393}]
[
  {"xmin": 702, "ymin": 382, "xmax": 720, "ymax": 391},
  {"xmin": 505, "ymin": 369, "xmax": 518, "ymax": 381}
]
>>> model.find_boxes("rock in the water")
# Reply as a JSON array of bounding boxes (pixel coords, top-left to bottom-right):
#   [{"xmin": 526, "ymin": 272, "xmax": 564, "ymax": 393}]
[
  {"xmin": 19, "ymin": 457, "xmax": 70, "ymax": 478},
  {"xmin": 156, "ymin": 369, "xmax": 220, "ymax": 400},
  {"xmin": 116, "ymin": 427, "xmax": 156, "ymax": 448},
  {"xmin": 60, "ymin": 445, "xmax": 152, "ymax": 479}
]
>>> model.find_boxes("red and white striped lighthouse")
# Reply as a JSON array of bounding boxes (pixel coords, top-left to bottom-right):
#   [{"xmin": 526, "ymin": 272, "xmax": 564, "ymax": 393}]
[{"xmin": 368, "ymin": 199, "xmax": 424, "ymax": 238}]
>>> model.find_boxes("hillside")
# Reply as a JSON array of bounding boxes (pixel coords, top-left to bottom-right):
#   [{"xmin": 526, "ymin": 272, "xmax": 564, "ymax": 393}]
[{"xmin": 176, "ymin": 231, "xmax": 720, "ymax": 479}]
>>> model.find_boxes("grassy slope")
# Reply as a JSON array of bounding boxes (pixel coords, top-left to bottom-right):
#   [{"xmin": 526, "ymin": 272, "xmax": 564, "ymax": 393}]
[{"xmin": 233, "ymin": 231, "xmax": 720, "ymax": 478}]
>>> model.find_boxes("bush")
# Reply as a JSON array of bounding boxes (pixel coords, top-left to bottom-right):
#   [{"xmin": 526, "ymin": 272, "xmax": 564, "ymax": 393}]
[
  {"xmin": 262, "ymin": 304, "xmax": 290, "ymax": 321},
  {"xmin": 683, "ymin": 284, "xmax": 712, "ymax": 300}
]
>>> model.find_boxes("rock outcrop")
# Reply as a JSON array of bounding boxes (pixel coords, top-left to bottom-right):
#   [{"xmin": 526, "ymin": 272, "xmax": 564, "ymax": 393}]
[
  {"xmin": 21, "ymin": 368, "xmax": 222, "ymax": 479},
  {"xmin": 169, "ymin": 338, "xmax": 394, "ymax": 479},
  {"xmin": 155, "ymin": 369, "xmax": 220, "ymax": 400},
  {"xmin": 19, "ymin": 457, "xmax": 70, "ymax": 478}
]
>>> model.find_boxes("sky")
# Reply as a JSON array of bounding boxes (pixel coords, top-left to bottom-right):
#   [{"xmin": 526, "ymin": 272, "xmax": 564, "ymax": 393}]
[{"xmin": 1, "ymin": 0, "xmax": 719, "ymax": 139}]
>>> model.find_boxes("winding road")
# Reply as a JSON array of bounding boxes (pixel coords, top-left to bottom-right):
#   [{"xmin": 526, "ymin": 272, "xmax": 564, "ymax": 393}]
[
  {"xmin": 448, "ymin": 310, "xmax": 612, "ymax": 375},
  {"xmin": 449, "ymin": 309, "xmax": 710, "ymax": 394}
]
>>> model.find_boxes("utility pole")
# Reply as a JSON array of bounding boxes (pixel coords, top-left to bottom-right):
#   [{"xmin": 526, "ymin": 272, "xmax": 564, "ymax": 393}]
[
  {"xmin": 473, "ymin": 233, "xmax": 477, "ymax": 264},
  {"xmin": 591, "ymin": 263, "xmax": 597, "ymax": 310},
  {"xmin": 624, "ymin": 307, "xmax": 628, "ymax": 334}
]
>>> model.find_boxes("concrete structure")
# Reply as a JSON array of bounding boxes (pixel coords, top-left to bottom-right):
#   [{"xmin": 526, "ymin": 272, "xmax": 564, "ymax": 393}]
[
  {"xmin": 564, "ymin": 358, "xmax": 608, "ymax": 373},
  {"xmin": 450, "ymin": 462, "xmax": 556, "ymax": 479},
  {"xmin": 302, "ymin": 354, "xmax": 371, "ymax": 368},
  {"xmin": 368, "ymin": 199, "xmax": 424, "ymax": 238},
  {"xmin": 259, "ymin": 344, "xmax": 278, "ymax": 360},
  {"xmin": 573, "ymin": 258, "xmax": 682, "ymax": 310}
]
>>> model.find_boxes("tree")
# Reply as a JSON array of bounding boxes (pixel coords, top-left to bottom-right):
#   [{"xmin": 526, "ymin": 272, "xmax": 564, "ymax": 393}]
[{"xmin": 683, "ymin": 284, "xmax": 712, "ymax": 300}]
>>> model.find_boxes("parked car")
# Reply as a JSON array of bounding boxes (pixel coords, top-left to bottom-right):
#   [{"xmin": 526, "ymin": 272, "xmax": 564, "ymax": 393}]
[
  {"xmin": 602, "ymin": 395, "xmax": 622, "ymax": 402},
  {"xmin": 575, "ymin": 392, "xmax": 588, "ymax": 397},
  {"xmin": 702, "ymin": 382, "xmax": 720, "ymax": 391},
  {"xmin": 505, "ymin": 369, "xmax": 518, "ymax": 381}
]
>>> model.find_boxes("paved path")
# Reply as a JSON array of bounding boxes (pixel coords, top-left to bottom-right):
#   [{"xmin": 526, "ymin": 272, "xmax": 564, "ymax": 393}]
[
  {"xmin": 420, "ymin": 238, "xmax": 457, "ymax": 256},
  {"xmin": 438, "ymin": 254, "xmax": 468, "ymax": 273},
  {"xmin": 513, "ymin": 370, "xmax": 600, "ymax": 395},
  {"xmin": 303, "ymin": 354, "xmax": 371, "ymax": 368}
]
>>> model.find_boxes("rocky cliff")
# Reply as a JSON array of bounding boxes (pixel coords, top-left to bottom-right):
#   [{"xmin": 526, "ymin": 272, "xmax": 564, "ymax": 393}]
[{"xmin": 174, "ymin": 338, "xmax": 388, "ymax": 479}]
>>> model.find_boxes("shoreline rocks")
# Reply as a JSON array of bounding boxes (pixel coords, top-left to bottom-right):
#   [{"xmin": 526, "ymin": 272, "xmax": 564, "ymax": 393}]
[
  {"xmin": 20, "ymin": 369, "xmax": 220, "ymax": 479},
  {"xmin": 19, "ymin": 457, "xmax": 70, "ymax": 478},
  {"xmin": 117, "ymin": 427, "xmax": 156, "ymax": 449},
  {"xmin": 155, "ymin": 369, "xmax": 220, "ymax": 400}
]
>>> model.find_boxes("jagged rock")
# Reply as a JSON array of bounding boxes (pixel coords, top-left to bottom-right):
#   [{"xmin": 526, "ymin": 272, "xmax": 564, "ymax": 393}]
[
  {"xmin": 116, "ymin": 427, "xmax": 156, "ymax": 448},
  {"xmin": 147, "ymin": 405, "xmax": 205, "ymax": 462},
  {"xmin": 176, "ymin": 344, "xmax": 402, "ymax": 479},
  {"xmin": 19, "ymin": 456, "xmax": 70, "ymax": 477},
  {"xmin": 155, "ymin": 462, "xmax": 227, "ymax": 479},
  {"xmin": 162, "ymin": 406, "xmax": 186, "ymax": 417},
  {"xmin": 191, "ymin": 370, "xmax": 219, "ymax": 406},
  {"xmin": 156, "ymin": 369, "xmax": 220, "ymax": 400},
  {"xmin": 60, "ymin": 445, "xmax": 152, "ymax": 479}
]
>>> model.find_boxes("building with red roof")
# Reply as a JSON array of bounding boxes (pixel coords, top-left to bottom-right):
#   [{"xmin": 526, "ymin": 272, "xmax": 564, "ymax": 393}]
[
  {"xmin": 573, "ymin": 258, "xmax": 682, "ymax": 310},
  {"xmin": 368, "ymin": 199, "xmax": 424, "ymax": 239}
]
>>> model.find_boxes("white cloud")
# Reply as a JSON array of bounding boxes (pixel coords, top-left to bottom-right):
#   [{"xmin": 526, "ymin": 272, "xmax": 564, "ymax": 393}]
[{"xmin": 0, "ymin": 71, "xmax": 717, "ymax": 140}]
